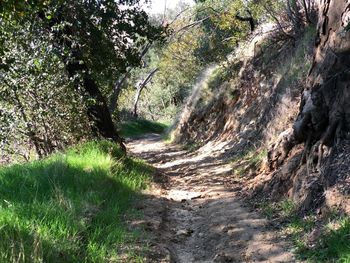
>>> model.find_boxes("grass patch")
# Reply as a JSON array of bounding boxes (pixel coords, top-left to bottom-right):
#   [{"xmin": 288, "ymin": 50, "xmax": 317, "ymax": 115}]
[
  {"xmin": 0, "ymin": 140, "xmax": 153, "ymax": 262},
  {"xmin": 258, "ymin": 198, "xmax": 298, "ymax": 219},
  {"xmin": 230, "ymin": 148, "xmax": 266, "ymax": 177},
  {"xmin": 119, "ymin": 119, "xmax": 168, "ymax": 138},
  {"xmin": 257, "ymin": 198, "xmax": 350, "ymax": 262},
  {"xmin": 295, "ymin": 217, "xmax": 350, "ymax": 262},
  {"xmin": 182, "ymin": 142, "xmax": 201, "ymax": 152}
]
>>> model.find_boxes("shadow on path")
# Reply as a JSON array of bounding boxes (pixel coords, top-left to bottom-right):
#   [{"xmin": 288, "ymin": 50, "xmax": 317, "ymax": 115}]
[{"xmin": 128, "ymin": 134, "xmax": 296, "ymax": 263}]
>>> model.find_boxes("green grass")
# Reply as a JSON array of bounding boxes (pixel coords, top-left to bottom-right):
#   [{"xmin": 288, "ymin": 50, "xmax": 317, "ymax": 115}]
[
  {"xmin": 119, "ymin": 119, "xmax": 168, "ymax": 138},
  {"xmin": 230, "ymin": 148, "xmax": 266, "ymax": 177},
  {"xmin": 258, "ymin": 197, "xmax": 350, "ymax": 262},
  {"xmin": 206, "ymin": 62, "xmax": 241, "ymax": 92},
  {"xmin": 258, "ymin": 198, "xmax": 297, "ymax": 219},
  {"xmin": 0, "ymin": 140, "xmax": 153, "ymax": 262},
  {"xmin": 295, "ymin": 217, "xmax": 350, "ymax": 262},
  {"xmin": 182, "ymin": 142, "xmax": 200, "ymax": 152}
]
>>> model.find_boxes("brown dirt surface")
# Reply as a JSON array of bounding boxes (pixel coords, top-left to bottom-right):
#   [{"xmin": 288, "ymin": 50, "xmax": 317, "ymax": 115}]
[{"xmin": 127, "ymin": 134, "xmax": 297, "ymax": 263}]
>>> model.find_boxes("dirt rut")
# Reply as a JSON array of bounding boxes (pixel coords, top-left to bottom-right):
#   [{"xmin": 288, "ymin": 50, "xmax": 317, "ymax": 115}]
[{"xmin": 127, "ymin": 134, "xmax": 296, "ymax": 263}]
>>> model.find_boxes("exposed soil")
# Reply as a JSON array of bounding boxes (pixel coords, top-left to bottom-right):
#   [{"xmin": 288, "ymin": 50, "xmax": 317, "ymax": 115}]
[{"xmin": 127, "ymin": 134, "xmax": 297, "ymax": 263}]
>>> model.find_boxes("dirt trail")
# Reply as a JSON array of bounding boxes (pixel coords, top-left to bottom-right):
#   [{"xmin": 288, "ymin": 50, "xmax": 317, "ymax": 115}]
[{"xmin": 127, "ymin": 134, "xmax": 296, "ymax": 263}]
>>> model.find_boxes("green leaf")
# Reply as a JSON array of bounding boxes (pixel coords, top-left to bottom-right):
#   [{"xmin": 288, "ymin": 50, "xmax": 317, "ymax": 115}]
[{"xmin": 33, "ymin": 59, "xmax": 41, "ymax": 69}]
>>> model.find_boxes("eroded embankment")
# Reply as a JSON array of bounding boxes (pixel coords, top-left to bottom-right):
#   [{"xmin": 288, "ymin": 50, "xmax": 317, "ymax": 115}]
[{"xmin": 171, "ymin": 23, "xmax": 346, "ymax": 212}]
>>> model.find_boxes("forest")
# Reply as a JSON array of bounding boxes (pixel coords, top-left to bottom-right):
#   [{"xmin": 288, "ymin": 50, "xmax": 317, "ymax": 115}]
[{"xmin": 0, "ymin": 0, "xmax": 350, "ymax": 262}]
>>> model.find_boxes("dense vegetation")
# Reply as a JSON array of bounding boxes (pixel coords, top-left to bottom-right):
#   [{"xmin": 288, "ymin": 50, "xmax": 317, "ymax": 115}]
[
  {"xmin": 0, "ymin": 0, "xmax": 164, "ymax": 161},
  {"xmin": 0, "ymin": 0, "xmax": 314, "ymax": 159}
]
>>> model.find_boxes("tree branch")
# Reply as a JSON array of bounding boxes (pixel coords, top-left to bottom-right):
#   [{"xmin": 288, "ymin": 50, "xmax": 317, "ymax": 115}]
[
  {"xmin": 132, "ymin": 68, "xmax": 159, "ymax": 117},
  {"xmin": 235, "ymin": 10, "xmax": 255, "ymax": 32}
]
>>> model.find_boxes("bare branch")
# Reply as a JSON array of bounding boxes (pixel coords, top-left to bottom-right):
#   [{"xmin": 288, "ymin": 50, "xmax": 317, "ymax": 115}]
[{"xmin": 132, "ymin": 68, "xmax": 159, "ymax": 117}]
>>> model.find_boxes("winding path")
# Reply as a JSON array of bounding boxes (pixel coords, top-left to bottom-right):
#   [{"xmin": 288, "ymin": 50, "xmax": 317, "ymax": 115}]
[{"xmin": 128, "ymin": 134, "xmax": 296, "ymax": 263}]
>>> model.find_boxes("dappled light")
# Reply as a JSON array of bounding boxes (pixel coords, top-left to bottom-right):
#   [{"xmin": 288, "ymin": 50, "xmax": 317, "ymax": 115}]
[
  {"xmin": 128, "ymin": 134, "xmax": 295, "ymax": 262},
  {"xmin": 1, "ymin": 0, "xmax": 350, "ymax": 262}
]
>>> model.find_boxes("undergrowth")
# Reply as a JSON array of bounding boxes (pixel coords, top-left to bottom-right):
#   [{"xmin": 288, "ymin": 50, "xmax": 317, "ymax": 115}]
[
  {"xmin": 258, "ymin": 199, "xmax": 350, "ymax": 262},
  {"xmin": 230, "ymin": 148, "xmax": 266, "ymax": 177},
  {"xmin": 0, "ymin": 140, "xmax": 153, "ymax": 262},
  {"xmin": 119, "ymin": 118, "xmax": 168, "ymax": 138},
  {"xmin": 295, "ymin": 217, "xmax": 350, "ymax": 262},
  {"xmin": 182, "ymin": 142, "xmax": 201, "ymax": 152}
]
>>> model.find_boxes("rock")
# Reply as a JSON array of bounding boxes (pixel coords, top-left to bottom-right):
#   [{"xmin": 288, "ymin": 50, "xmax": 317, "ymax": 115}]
[
  {"xmin": 175, "ymin": 229, "xmax": 193, "ymax": 237},
  {"xmin": 213, "ymin": 252, "xmax": 237, "ymax": 263}
]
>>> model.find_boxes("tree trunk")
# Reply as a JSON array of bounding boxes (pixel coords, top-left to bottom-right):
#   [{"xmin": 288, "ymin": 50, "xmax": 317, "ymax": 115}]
[
  {"xmin": 109, "ymin": 43, "xmax": 152, "ymax": 115},
  {"xmin": 109, "ymin": 72, "xmax": 129, "ymax": 114},
  {"xmin": 269, "ymin": 0, "xmax": 350, "ymax": 173},
  {"xmin": 294, "ymin": 0, "xmax": 350, "ymax": 149},
  {"xmin": 132, "ymin": 68, "xmax": 159, "ymax": 118},
  {"xmin": 42, "ymin": 13, "xmax": 126, "ymax": 152},
  {"xmin": 66, "ymin": 55, "xmax": 126, "ymax": 152},
  {"xmin": 132, "ymin": 86, "xmax": 143, "ymax": 118}
]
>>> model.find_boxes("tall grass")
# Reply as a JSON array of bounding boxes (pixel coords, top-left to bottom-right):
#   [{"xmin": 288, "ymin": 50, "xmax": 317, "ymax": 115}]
[{"xmin": 0, "ymin": 141, "xmax": 152, "ymax": 262}]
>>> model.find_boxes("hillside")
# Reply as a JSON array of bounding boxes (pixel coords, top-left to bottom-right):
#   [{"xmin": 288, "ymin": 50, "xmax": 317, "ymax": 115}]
[{"xmin": 173, "ymin": 1, "xmax": 350, "ymax": 216}]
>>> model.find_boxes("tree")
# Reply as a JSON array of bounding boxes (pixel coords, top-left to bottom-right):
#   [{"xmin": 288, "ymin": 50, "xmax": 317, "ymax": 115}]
[
  {"xmin": 117, "ymin": 0, "xmax": 266, "ymax": 122},
  {"xmin": 0, "ymin": 21, "xmax": 91, "ymax": 160},
  {"xmin": 132, "ymin": 67, "xmax": 159, "ymax": 117},
  {"xmin": 294, "ymin": 0, "xmax": 350, "ymax": 161},
  {"xmin": 0, "ymin": 0, "xmax": 164, "ymax": 155},
  {"xmin": 193, "ymin": 0, "xmax": 265, "ymax": 63},
  {"xmin": 268, "ymin": 1, "xmax": 350, "ymax": 202}
]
